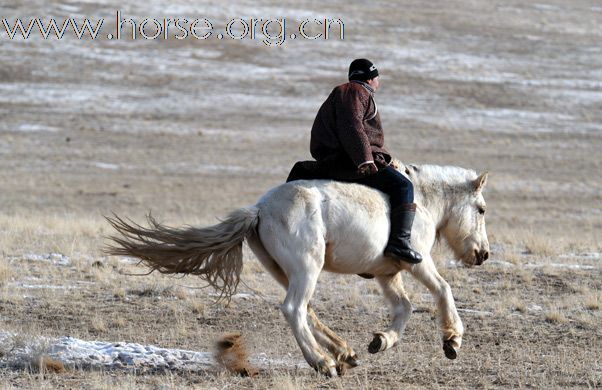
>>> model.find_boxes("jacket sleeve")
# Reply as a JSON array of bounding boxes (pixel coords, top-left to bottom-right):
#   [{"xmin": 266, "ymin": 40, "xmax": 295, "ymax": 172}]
[{"xmin": 334, "ymin": 86, "xmax": 373, "ymax": 167}]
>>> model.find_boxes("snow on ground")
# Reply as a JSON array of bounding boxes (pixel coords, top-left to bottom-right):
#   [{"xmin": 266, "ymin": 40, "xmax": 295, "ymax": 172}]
[
  {"xmin": 1, "ymin": 1, "xmax": 600, "ymax": 137},
  {"xmin": 8, "ymin": 253, "xmax": 72, "ymax": 266},
  {"xmin": 446, "ymin": 257, "xmax": 599, "ymax": 270},
  {"xmin": 0, "ymin": 331, "xmax": 307, "ymax": 372}
]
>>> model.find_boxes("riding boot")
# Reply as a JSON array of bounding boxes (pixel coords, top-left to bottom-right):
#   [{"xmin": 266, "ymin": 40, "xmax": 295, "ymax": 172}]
[{"xmin": 384, "ymin": 203, "xmax": 423, "ymax": 264}]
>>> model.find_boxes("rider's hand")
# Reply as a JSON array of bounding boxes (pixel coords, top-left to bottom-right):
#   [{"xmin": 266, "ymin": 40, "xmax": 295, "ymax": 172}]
[{"xmin": 358, "ymin": 162, "xmax": 378, "ymax": 176}]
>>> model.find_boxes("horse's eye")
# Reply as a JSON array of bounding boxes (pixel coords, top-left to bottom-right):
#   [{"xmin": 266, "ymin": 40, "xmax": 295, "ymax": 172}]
[{"xmin": 478, "ymin": 207, "xmax": 486, "ymax": 215}]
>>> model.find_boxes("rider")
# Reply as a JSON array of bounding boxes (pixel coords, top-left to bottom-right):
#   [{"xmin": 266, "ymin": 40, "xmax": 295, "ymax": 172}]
[{"xmin": 309, "ymin": 58, "xmax": 422, "ymax": 264}]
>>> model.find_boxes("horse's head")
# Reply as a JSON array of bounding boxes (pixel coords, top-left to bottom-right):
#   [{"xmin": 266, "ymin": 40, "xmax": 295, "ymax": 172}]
[{"xmin": 440, "ymin": 171, "xmax": 490, "ymax": 266}]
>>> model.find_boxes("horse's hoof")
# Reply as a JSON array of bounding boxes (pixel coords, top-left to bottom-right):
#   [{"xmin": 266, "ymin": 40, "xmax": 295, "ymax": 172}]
[
  {"xmin": 335, "ymin": 352, "xmax": 359, "ymax": 376},
  {"xmin": 314, "ymin": 359, "xmax": 338, "ymax": 377},
  {"xmin": 344, "ymin": 353, "xmax": 359, "ymax": 367},
  {"xmin": 368, "ymin": 334, "xmax": 385, "ymax": 354},
  {"xmin": 443, "ymin": 340, "xmax": 458, "ymax": 360}
]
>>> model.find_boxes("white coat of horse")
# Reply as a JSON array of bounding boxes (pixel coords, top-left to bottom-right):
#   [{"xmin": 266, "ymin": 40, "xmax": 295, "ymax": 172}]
[{"xmin": 107, "ymin": 162, "xmax": 490, "ymax": 377}]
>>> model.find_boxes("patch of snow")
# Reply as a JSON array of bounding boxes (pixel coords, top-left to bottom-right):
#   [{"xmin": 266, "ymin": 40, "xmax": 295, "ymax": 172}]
[
  {"xmin": 0, "ymin": 331, "xmax": 307, "ymax": 372},
  {"xmin": 92, "ymin": 162, "xmax": 120, "ymax": 170},
  {"xmin": 202, "ymin": 164, "xmax": 245, "ymax": 173},
  {"xmin": 16, "ymin": 124, "xmax": 59, "ymax": 132},
  {"xmin": 524, "ymin": 263, "xmax": 595, "ymax": 270},
  {"xmin": 561, "ymin": 252, "xmax": 601, "ymax": 260},
  {"xmin": 254, "ymin": 352, "xmax": 309, "ymax": 369},
  {"xmin": 457, "ymin": 308, "xmax": 493, "ymax": 316},
  {"xmin": 11, "ymin": 253, "xmax": 71, "ymax": 266},
  {"xmin": 445, "ymin": 259, "xmax": 461, "ymax": 268},
  {"xmin": 548, "ymin": 263, "xmax": 595, "ymax": 270},
  {"xmin": 50, "ymin": 337, "xmax": 215, "ymax": 371},
  {"xmin": 117, "ymin": 256, "xmax": 141, "ymax": 265},
  {"xmin": 487, "ymin": 260, "xmax": 515, "ymax": 267},
  {"xmin": 209, "ymin": 292, "xmax": 255, "ymax": 300},
  {"xmin": 533, "ymin": 4, "xmax": 561, "ymax": 11},
  {"xmin": 12, "ymin": 283, "xmax": 80, "ymax": 290}
]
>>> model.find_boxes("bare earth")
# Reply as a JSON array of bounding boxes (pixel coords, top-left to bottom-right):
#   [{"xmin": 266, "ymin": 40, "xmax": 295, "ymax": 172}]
[{"xmin": 0, "ymin": 0, "xmax": 600, "ymax": 388}]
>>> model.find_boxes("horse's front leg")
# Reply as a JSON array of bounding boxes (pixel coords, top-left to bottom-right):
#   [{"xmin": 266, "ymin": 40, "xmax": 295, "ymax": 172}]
[
  {"xmin": 410, "ymin": 254, "xmax": 463, "ymax": 359},
  {"xmin": 368, "ymin": 272, "xmax": 412, "ymax": 354}
]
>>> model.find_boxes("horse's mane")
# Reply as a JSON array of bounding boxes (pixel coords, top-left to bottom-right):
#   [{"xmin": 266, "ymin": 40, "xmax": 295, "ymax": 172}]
[{"xmin": 396, "ymin": 161, "xmax": 478, "ymax": 189}]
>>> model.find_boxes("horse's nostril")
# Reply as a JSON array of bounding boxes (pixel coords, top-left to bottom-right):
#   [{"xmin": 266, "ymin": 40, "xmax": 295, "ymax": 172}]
[{"xmin": 483, "ymin": 251, "xmax": 489, "ymax": 261}]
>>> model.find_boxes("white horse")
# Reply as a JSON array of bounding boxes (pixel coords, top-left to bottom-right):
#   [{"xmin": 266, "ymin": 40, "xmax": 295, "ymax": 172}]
[{"xmin": 107, "ymin": 162, "xmax": 490, "ymax": 377}]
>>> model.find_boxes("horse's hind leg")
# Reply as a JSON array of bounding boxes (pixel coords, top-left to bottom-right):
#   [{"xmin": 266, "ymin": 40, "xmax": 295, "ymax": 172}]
[
  {"xmin": 280, "ymin": 263, "xmax": 339, "ymax": 377},
  {"xmin": 369, "ymin": 272, "xmax": 413, "ymax": 354},
  {"xmin": 307, "ymin": 306, "xmax": 358, "ymax": 375},
  {"xmin": 247, "ymin": 232, "xmax": 289, "ymax": 287},
  {"xmin": 248, "ymin": 232, "xmax": 355, "ymax": 374}
]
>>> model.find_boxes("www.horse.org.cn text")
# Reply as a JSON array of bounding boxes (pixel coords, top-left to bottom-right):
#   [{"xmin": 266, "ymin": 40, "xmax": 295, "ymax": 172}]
[{"xmin": 1, "ymin": 11, "xmax": 346, "ymax": 46}]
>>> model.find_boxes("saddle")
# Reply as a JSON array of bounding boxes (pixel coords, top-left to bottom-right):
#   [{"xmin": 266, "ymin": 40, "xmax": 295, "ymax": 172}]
[{"xmin": 286, "ymin": 161, "xmax": 325, "ymax": 182}]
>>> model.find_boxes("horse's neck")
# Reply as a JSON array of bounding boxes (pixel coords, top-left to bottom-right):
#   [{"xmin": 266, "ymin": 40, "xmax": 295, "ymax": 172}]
[{"xmin": 414, "ymin": 182, "xmax": 450, "ymax": 232}]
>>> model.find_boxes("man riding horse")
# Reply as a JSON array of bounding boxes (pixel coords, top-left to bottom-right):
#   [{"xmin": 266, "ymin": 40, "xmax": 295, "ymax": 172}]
[{"xmin": 288, "ymin": 58, "xmax": 422, "ymax": 264}]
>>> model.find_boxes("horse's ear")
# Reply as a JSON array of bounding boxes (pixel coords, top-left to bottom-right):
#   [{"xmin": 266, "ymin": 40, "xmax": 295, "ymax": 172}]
[{"xmin": 474, "ymin": 171, "xmax": 489, "ymax": 193}]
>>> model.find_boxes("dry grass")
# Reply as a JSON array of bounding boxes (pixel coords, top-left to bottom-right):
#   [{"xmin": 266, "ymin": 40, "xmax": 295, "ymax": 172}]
[
  {"xmin": 90, "ymin": 316, "xmax": 108, "ymax": 334},
  {"xmin": 0, "ymin": 214, "xmax": 106, "ymax": 257},
  {"xmin": 187, "ymin": 300, "xmax": 206, "ymax": 315},
  {"xmin": 0, "ymin": 258, "xmax": 13, "ymax": 285},
  {"xmin": 509, "ymin": 296, "xmax": 527, "ymax": 314},
  {"xmin": 584, "ymin": 296, "xmax": 600, "ymax": 311},
  {"xmin": 0, "ymin": 216, "xmax": 599, "ymax": 388},
  {"xmin": 545, "ymin": 308, "xmax": 568, "ymax": 324},
  {"xmin": 523, "ymin": 233, "xmax": 560, "ymax": 257}
]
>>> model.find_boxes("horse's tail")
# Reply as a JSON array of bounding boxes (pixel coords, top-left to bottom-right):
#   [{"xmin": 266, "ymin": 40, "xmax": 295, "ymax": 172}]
[{"xmin": 105, "ymin": 207, "xmax": 259, "ymax": 300}]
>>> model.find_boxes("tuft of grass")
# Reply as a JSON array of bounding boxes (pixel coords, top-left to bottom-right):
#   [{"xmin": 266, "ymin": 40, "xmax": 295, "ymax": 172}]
[
  {"xmin": 128, "ymin": 284, "xmax": 176, "ymax": 298},
  {"xmin": 545, "ymin": 308, "xmax": 568, "ymax": 323},
  {"xmin": 111, "ymin": 317, "xmax": 127, "ymax": 329},
  {"xmin": 0, "ymin": 258, "xmax": 13, "ymax": 285},
  {"xmin": 172, "ymin": 286, "xmax": 189, "ymax": 301},
  {"xmin": 517, "ymin": 269, "xmax": 534, "ymax": 284},
  {"xmin": 505, "ymin": 251, "xmax": 523, "ymax": 264},
  {"xmin": 524, "ymin": 234, "xmax": 559, "ymax": 257},
  {"xmin": 584, "ymin": 296, "xmax": 599, "ymax": 311},
  {"xmin": 90, "ymin": 316, "xmax": 108, "ymax": 334},
  {"xmin": 510, "ymin": 297, "xmax": 527, "ymax": 314},
  {"xmin": 343, "ymin": 286, "xmax": 367, "ymax": 310},
  {"xmin": 188, "ymin": 300, "xmax": 206, "ymax": 315},
  {"xmin": 113, "ymin": 287, "xmax": 126, "ymax": 300}
]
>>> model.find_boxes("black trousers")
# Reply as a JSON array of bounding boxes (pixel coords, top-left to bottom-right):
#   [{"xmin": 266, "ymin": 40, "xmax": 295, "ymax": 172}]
[
  {"xmin": 337, "ymin": 166, "xmax": 414, "ymax": 209},
  {"xmin": 286, "ymin": 162, "xmax": 414, "ymax": 209}
]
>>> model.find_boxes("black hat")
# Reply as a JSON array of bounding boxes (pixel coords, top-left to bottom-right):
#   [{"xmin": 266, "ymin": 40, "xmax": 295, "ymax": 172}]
[{"xmin": 348, "ymin": 58, "xmax": 379, "ymax": 81}]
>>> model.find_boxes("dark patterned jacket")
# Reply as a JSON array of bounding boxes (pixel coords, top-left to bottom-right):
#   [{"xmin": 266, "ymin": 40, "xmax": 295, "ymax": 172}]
[{"xmin": 310, "ymin": 80, "xmax": 391, "ymax": 179}]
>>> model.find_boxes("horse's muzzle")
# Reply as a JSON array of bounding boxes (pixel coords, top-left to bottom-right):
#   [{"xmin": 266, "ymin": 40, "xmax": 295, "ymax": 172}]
[{"xmin": 474, "ymin": 249, "xmax": 489, "ymax": 265}]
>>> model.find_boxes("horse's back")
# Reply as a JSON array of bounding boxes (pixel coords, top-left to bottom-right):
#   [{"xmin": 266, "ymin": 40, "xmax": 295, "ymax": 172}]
[{"xmin": 258, "ymin": 179, "xmax": 390, "ymax": 228}]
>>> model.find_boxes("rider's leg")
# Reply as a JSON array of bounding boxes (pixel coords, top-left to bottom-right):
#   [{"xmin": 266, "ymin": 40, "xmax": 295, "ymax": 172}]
[{"xmin": 354, "ymin": 166, "xmax": 422, "ymax": 264}]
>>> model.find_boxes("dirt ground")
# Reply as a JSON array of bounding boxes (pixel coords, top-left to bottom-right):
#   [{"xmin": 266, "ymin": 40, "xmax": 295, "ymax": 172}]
[{"xmin": 0, "ymin": 0, "xmax": 601, "ymax": 388}]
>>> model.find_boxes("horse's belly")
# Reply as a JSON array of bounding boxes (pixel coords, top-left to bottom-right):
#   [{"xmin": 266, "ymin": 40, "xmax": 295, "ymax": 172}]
[{"xmin": 322, "ymin": 216, "xmax": 398, "ymax": 275}]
